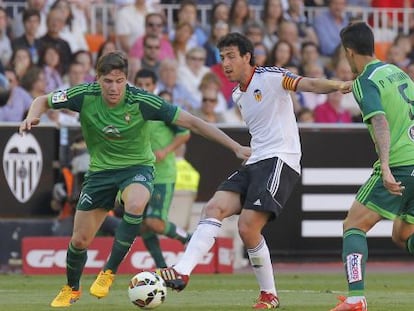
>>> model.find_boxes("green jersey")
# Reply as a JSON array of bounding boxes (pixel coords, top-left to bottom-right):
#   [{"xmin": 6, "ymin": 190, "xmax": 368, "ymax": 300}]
[
  {"xmin": 353, "ymin": 60, "xmax": 414, "ymax": 168},
  {"xmin": 48, "ymin": 83, "xmax": 180, "ymax": 171},
  {"xmin": 148, "ymin": 120, "xmax": 189, "ymax": 184}
]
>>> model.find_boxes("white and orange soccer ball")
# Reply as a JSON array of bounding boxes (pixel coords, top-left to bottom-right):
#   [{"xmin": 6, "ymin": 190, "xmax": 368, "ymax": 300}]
[{"xmin": 128, "ymin": 271, "xmax": 167, "ymax": 309}]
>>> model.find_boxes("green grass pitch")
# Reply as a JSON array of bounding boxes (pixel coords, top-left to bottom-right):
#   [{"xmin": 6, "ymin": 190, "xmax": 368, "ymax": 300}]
[{"xmin": 0, "ymin": 271, "xmax": 412, "ymax": 310}]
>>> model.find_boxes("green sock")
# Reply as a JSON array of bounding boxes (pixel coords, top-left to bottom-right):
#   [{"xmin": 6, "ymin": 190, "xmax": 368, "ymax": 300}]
[
  {"xmin": 342, "ymin": 228, "xmax": 368, "ymax": 297},
  {"xmin": 66, "ymin": 242, "xmax": 87, "ymax": 290},
  {"xmin": 104, "ymin": 212, "xmax": 142, "ymax": 273},
  {"xmin": 406, "ymin": 234, "xmax": 414, "ymax": 254},
  {"xmin": 142, "ymin": 231, "xmax": 167, "ymax": 268},
  {"xmin": 163, "ymin": 222, "xmax": 190, "ymax": 244}
]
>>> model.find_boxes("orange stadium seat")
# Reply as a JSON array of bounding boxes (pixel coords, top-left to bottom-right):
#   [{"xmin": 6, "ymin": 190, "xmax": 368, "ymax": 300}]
[
  {"xmin": 374, "ymin": 41, "xmax": 392, "ymax": 61},
  {"xmin": 85, "ymin": 33, "xmax": 105, "ymax": 53}
]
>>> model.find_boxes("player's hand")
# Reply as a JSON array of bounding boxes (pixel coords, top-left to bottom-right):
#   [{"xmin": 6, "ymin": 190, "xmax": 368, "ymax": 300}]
[
  {"xmin": 339, "ymin": 81, "xmax": 353, "ymax": 94},
  {"xmin": 235, "ymin": 145, "xmax": 251, "ymax": 161},
  {"xmin": 382, "ymin": 168, "xmax": 404, "ymax": 196},
  {"xmin": 19, "ymin": 117, "xmax": 40, "ymax": 135},
  {"xmin": 154, "ymin": 149, "xmax": 168, "ymax": 162}
]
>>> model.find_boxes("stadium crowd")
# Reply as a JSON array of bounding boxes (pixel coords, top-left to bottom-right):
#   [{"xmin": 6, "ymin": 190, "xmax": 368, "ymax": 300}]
[{"xmin": 0, "ymin": 0, "xmax": 413, "ymax": 125}]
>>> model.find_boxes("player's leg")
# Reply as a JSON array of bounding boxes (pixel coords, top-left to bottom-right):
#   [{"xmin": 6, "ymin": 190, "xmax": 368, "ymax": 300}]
[
  {"xmin": 241, "ymin": 157, "xmax": 299, "ymax": 309},
  {"xmin": 51, "ymin": 209, "xmax": 108, "ymax": 307}
]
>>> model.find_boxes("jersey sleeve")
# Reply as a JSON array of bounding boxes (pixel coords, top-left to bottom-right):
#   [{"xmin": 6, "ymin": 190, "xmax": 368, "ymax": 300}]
[
  {"xmin": 353, "ymin": 78, "xmax": 384, "ymax": 123},
  {"xmin": 167, "ymin": 123, "xmax": 190, "ymax": 136},
  {"xmin": 47, "ymin": 84, "xmax": 87, "ymax": 112},
  {"xmin": 281, "ymin": 71, "xmax": 303, "ymax": 91},
  {"xmin": 138, "ymin": 92, "xmax": 180, "ymax": 123}
]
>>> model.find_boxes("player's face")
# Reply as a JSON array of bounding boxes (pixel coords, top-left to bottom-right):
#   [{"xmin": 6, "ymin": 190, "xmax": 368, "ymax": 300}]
[
  {"xmin": 98, "ymin": 69, "xmax": 127, "ymax": 106},
  {"xmin": 343, "ymin": 47, "xmax": 358, "ymax": 75},
  {"xmin": 220, "ymin": 46, "xmax": 251, "ymax": 82}
]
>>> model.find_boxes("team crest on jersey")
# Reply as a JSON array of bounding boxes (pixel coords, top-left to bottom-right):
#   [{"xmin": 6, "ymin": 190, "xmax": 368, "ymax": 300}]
[
  {"xmin": 3, "ymin": 133, "xmax": 42, "ymax": 203},
  {"xmin": 125, "ymin": 113, "xmax": 131, "ymax": 123},
  {"xmin": 408, "ymin": 125, "xmax": 414, "ymax": 141},
  {"xmin": 51, "ymin": 90, "xmax": 68, "ymax": 104},
  {"xmin": 253, "ymin": 89, "xmax": 262, "ymax": 102}
]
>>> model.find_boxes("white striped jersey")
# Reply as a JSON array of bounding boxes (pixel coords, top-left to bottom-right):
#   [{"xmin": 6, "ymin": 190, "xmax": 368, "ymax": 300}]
[{"xmin": 232, "ymin": 66, "xmax": 302, "ymax": 173}]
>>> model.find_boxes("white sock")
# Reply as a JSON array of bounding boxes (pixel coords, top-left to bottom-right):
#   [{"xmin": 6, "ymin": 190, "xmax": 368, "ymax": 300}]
[
  {"xmin": 347, "ymin": 296, "xmax": 366, "ymax": 304},
  {"xmin": 174, "ymin": 218, "xmax": 222, "ymax": 275},
  {"xmin": 247, "ymin": 237, "xmax": 277, "ymax": 296}
]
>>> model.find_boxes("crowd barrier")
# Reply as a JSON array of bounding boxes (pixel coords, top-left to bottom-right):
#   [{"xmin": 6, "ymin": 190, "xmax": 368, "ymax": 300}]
[{"xmin": 0, "ymin": 124, "xmax": 409, "ymax": 269}]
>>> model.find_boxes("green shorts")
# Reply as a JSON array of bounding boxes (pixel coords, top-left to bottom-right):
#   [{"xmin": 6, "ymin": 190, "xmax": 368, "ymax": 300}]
[
  {"xmin": 145, "ymin": 183, "xmax": 175, "ymax": 221},
  {"xmin": 356, "ymin": 165, "xmax": 414, "ymax": 224},
  {"xmin": 77, "ymin": 165, "xmax": 154, "ymax": 211}
]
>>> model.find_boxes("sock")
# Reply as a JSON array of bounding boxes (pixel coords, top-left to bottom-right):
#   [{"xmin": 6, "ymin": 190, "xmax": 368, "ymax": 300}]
[
  {"xmin": 142, "ymin": 231, "xmax": 167, "ymax": 268},
  {"xmin": 163, "ymin": 221, "xmax": 191, "ymax": 244},
  {"xmin": 247, "ymin": 237, "xmax": 277, "ymax": 296},
  {"xmin": 406, "ymin": 233, "xmax": 414, "ymax": 254},
  {"xmin": 174, "ymin": 218, "xmax": 222, "ymax": 275},
  {"xmin": 104, "ymin": 212, "xmax": 142, "ymax": 273},
  {"xmin": 66, "ymin": 242, "xmax": 87, "ymax": 290},
  {"xmin": 342, "ymin": 228, "xmax": 368, "ymax": 297}
]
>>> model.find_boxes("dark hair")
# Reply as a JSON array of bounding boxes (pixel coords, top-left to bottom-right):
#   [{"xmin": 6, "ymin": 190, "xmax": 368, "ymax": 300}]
[
  {"xmin": 135, "ymin": 68, "xmax": 157, "ymax": 84},
  {"xmin": 340, "ymin": 22, "xmax": 374, "ymax": 56},
  {"xmin": 20, "ymin": 66, "xmax": 43, "ymax": 92},
  {"xmin": 22, "ymin": 8, "xmax": 41, "ymax": 23},
  {"xmin": 217, "ymin": 32, "xmax": 255, "ymax": 66},
  {"xmin": 95, "ymin": 51, "xmax": 128, "ymax": 77}
]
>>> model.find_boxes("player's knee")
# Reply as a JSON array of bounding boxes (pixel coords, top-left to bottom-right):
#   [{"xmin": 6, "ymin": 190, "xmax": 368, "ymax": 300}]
[
  {"xmin": 391, "ymin": 232, "xmax": 407, "ymax": 249},
  {"xmin": 203, "ymin": 201, "xmax": 223, "ymax": 219},
  {"xmin": 71, "ymin": 235, "xmax": 90, "ymax": 249},
  {"xmin": 144, "ymin": 218, "xmax": 164, "ymax": 233}
]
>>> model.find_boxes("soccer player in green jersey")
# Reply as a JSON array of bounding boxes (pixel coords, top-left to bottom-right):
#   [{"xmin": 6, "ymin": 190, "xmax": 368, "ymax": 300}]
[
  {"xmin": 133, "ymin": 68, "xmax": 192, "ymax": 268},
  {"xmin": 330, "ymin": 22, "xmax": 414, "ymax": 311},
  {"xmin": 19, "ymin": 51, "xmax": 251, "ymax": 308}
]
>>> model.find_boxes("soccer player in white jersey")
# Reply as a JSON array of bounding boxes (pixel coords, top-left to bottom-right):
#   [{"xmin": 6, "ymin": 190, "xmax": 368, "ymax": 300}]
[{"xmin": 154, "ymin": 32, "xmax": 352, "ymax": 309}]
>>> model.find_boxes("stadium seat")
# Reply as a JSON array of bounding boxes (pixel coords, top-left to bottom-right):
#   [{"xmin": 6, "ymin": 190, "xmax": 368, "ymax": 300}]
[
  {"xmin": 374, "ymin": 41, "xmax": 392, "ymax": 61},
  {"xmin": 85, "ymin": 33, "xmax": 106, "ymax": 53}
]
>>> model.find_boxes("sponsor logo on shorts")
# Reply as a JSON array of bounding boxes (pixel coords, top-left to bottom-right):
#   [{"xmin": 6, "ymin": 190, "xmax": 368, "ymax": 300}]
[
  {"xmin": 346, "ymin": 253, "xmax": 363, "ymax": 283},
  {"xmin": 253, "ymin": 199, "xmax": 262, "ymax": 206},
  {"xmin": 133, "ymin": 174, "xmax": 147, "ymax": 182}
]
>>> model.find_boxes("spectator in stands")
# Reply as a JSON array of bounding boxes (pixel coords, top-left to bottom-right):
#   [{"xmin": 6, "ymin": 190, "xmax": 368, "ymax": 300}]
[
  {"xmin": 299, "ymin": 41, "xmax": 325, "ymax": 76},
  {"xmin": 387, "ymin": 43, "xmax": 411, "ymax": 72},
  {"xmin": 314, "ymin": 88, "xmax": 352, "ymax": 123},
  {"xmin": 61, "ymin": 61, "xmax": 87, "ymax": 89},
  {"xmin": 277, "ymin": 19, "xmax": 301, "ymax": 65},
  {"xmin": 190, "ymin": 87, "xmax": 226, "ymax": 123},
  {"xmin": 244, "ymin": 21, "xmax": 265, "ymax": 46},
  {"xmin": 73, "ymin": 50, "xmax": 95, "ymax": 82},
  {"xmin": 9, "ymin": 47, "xmax": 33, "ymax": 80},
  {"xmin": 261, "ymin": 0, "xmax": 284, "ymax": 50},
  {"xmin": 283, "ymin": 0, "xmax": 319, "ymax": 45},
  {"xmin": 38, "ymin": 44, "xmax": 64, "ymax": 93},
  {"xmin": 11, "ymin": 8, "xmax": 41, "ymax": 64},
  {"xmin": 96, "ymin": 39, "xmax": 117, "ymax": 65},
  {"xmin": 209, "ymin": 1, "xmax": 230, "ymax": 26},
  {"xmin": 171, "ymin": 0, "xmax": 208, "ymax": 48},
  {"xmin": 394, "ymin": 33, "xmax": 413, "ymax": 62},
  {"xmin": 178, "ymin": 47, "xmax": 210, "ymax": 103},
  {"xmin": 0, "ymin": 7, "xmax": 12, "ymax": 68},
  {"xmin": 171, "ymin": 21, "xmax": 194, "ymax": 66},
  {"xmin": 266, "ymin": 40, "xmax": 294, "ymax": 68},
  {"xmin": 12, "ymin": 0, "xmax": 48, "ymax": 39},
  {"xmin": 0, "ymin": 68, "xmax": 33, "ymax": 121},
  {"xmin": 296, "ymin": 107, "xmax": 315, "ymax": 123},
  {"xmin": 157, "ymin": 58, "xmax": 198, "ymax": 111},
  {"xmin": 228, "ymin": 0, "xmax": 252, "ymax": 34},
  {"xmin": 20, "ymin": 65, "xmax": 47, "ymax": 99},
  {"xmin": 313, "ymin": 0, "xmax": 350, "ymax": 57},
  {"xmin": 38, "ymin": 8, "xmax": 73, "ymax": 75},
  {"xmin": 254, "ymin": 42, "xmax": 268, "ymax": 66},
  {"xmin": 115, "ymin": 0, "xmax": 153, "ymax": 53},
  {"xmin": 129, "ymin": 34, "xmax": 163, "ymax": 81},
  {"xmin": 301, "ymin": 62, "xmax": 328, "ymax": 110},
  {"xmin": 203, "ymin": 20, "xmax": 229, "ymax": 67},
  {"xmin": 197, "ymin": 71, "xmax": 228, "ymax": 113},
  {"xmin": 50, "ymin": 0, "xmax": 89, "ymax": 53},
  {"xmin": 406, "ymin": 61, "xmax": 414, "ymax": 81},
  {"xmin": 129, "ymin": 13, "xmax": 174, "ymax": 63}
]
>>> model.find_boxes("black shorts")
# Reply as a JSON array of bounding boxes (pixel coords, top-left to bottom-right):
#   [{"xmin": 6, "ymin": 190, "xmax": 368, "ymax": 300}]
[{"xmin": 217, "ymin": 157, "xmax": 300, "ymax": 219}]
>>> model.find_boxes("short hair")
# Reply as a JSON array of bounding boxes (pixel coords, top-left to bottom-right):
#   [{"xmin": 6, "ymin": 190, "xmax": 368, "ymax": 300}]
[
  {"xmin": 217, "ymin": 32, "xmax": 255, "ymax": 66},
  {"xmin": 340, "ymin": 22, "xmax": 374, "ymax": 56},
  {"xmin": 95, "ymin": 51, "xmax": 128, "ymax": 77},
  {"xmin": 135, "ymin": 68, "xmax": 157, "ymax": 84},
  {"xmin": 22, "ymin": 8, "xmax": 41, "ymax": 23}
]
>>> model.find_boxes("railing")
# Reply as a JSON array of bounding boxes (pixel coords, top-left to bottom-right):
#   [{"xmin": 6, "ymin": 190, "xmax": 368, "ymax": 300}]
[{"xmin": 4, "ymin": 2, "xmax": 413, "ymax": 42}]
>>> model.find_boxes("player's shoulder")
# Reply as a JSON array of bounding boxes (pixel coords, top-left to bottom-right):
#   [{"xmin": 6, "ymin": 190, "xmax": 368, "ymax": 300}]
[{"xmin": 254, "ymin": 66, "xmax": 287, "ymax": 76}]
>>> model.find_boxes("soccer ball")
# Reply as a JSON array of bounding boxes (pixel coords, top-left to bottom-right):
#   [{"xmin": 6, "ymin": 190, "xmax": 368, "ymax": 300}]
[{"xmin": 128, "ymin": 271, "xmax": 167, "ymax": 309}]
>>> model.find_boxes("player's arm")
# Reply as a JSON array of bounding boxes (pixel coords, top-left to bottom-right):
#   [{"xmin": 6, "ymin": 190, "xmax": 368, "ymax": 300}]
[
  {"xmin": 282, "ymin": 71, "xmax": 352, "ymax": 94},
  {"xmin": 19, "ymin": 95, "xmax": 49, "ymax": 134},
  {"xmin": 370, "ymin": 114, "xmax": 404, "ymax": 196},
  {"xmin": 173, "ymin": 109, "xmax": 251, "ymax": 161},
  {"xmin": 154, "ymin": 131, "xmax": 190, "ymax": 162}
]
